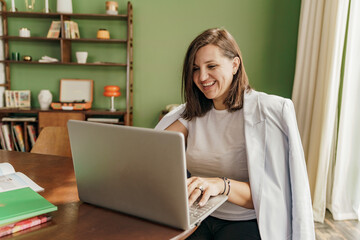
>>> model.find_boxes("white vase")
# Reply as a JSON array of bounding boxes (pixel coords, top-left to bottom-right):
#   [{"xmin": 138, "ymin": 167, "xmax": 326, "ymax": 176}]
[
  {"xmin": 38, "ymin": 90, "xmax": 52, "ymax": 110},
  {"xmin": 57, "ymin": 0, "xmax": 73, "ymax": 13}
]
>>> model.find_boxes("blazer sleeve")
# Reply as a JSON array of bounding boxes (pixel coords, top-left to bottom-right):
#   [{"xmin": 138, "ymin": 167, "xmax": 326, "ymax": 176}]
[
  {"xmin": 282, "ymin": 99, "xmax": 315, "ymax": 240},
  {"xmin": 154, "ymin": 104, "xmax": 186, "ymax": 130}
]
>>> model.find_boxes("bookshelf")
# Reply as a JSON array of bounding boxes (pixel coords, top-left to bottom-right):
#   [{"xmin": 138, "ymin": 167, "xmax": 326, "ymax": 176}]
[{"xmin": 0, "ymin": 1, "xmax": 134, "ymax": 152}]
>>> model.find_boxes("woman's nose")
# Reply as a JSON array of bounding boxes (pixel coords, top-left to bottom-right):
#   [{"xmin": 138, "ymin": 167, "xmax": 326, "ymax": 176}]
[{"xmin": 199, "ymin": 69, "xmax": 208, "ymax": 81}]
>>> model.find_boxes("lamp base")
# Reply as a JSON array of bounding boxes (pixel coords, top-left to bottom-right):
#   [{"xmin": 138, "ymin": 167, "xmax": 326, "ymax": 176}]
[{"xmin": 109, "ymin": 96, "xmax": 116, "ymax": 112}]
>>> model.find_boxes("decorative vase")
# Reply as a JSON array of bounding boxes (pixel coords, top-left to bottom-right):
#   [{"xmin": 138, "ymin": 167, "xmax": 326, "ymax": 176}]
[
  {"xmin": 38, "ymin": 90, "xmax": 52, "ymax": 110},
  {"xmin": 57, "ymin": 0, "xmax": 72, "ymax": 13}
]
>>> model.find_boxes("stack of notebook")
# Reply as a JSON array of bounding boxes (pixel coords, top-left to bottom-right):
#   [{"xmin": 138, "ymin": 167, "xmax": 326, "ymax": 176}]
[{"xmin": 0, "ymin": 163, "xmax": 57, "ymax": 238}]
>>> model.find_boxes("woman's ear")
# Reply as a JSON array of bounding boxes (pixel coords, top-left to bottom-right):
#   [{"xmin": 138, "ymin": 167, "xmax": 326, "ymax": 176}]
[{"xmin": 232, "ymin": 57, "xmax": 240, "ymax": 74}]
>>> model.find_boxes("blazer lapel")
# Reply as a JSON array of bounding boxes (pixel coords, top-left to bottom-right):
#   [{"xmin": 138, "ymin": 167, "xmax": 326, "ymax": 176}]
[{"xmin": 243, "ymin": 90, "xmax": 266, "ymax": 218}]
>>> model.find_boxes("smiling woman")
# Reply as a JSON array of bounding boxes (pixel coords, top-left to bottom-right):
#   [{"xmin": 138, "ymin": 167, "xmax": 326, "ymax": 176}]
[
  {"xmin": 192, "ymin": 44, "xmax": 240, "ymax": 110},
  {"xmin": 156, "ymin": 28, "xmax": 315, "ymax": 240}
]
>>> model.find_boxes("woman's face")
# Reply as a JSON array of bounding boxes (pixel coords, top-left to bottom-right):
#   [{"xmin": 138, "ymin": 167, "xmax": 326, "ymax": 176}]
[{"xmin": 193, "ymin": 44, "xmax": 239, "ymax": 110}]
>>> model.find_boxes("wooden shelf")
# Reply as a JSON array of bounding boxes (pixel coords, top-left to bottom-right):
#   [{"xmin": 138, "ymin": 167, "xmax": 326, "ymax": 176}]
[
  {"xmin": 0, "ymin": 11, "xmax": 128, "ymax": 20},
  {"xmin": 0, "ymin": 36, "xmax": 60, "ymax": 41},
  {"xmin": 0, "ymin": 108, "xmax": 127, "ymax": 115},
  {"xmin": 0, "ymin": 60, "xmax": 127, "ymax": 67},
  {"xmin": 0, "ymin": 36, "xmax": 127, "ymax": 43},
  {"xmin": 0, "ymin": 1, "xmax": 134, "ymax": 152}
]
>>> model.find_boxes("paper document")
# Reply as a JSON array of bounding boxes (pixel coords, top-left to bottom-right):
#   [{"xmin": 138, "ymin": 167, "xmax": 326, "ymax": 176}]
[{"xmin": 0, "ymin": 163, "xmax": 43, "ymax": 192}]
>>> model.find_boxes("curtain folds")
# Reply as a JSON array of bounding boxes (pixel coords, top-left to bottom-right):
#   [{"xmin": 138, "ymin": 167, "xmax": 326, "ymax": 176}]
[
  {"xmin": 328, "ymin": 0, "xmax": 360, "ymax": 221},
  {"xmin": 291, "ymin": 0, "xmax": 349, "ymax": 222}
]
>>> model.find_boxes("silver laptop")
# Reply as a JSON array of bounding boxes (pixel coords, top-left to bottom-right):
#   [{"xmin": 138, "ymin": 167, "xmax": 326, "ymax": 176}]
[{"xmin": 67, "ymin": 120, "xmax": 227, "ymax": 230}]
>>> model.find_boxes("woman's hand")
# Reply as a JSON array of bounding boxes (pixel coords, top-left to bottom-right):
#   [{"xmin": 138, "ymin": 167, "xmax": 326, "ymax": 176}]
[
  {"xmin": 187, "ymin": 176, "xmax": 224, "ymax": 207},
  {"xmin": 187, "ymin": 176, "xmax": 255, "ymax": 209}
]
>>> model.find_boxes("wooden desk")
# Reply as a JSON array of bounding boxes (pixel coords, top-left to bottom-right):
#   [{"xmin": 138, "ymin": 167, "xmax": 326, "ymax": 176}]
[{"xmin": 0, "ymin": 150, "xmax": 195, "ymax": 240}]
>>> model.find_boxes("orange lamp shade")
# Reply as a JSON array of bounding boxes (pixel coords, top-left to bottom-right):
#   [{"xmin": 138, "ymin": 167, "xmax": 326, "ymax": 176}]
[
  {"xmin": 103, "ymin": 85, "xmax": 121, "ymax": 97},
  {"xmin": 103, "ymin": 91, "xmax": 121, "ymax": 97},
  {"xmin": 104, "ymin": 85, "xmax": 120, "ymax": 92}
]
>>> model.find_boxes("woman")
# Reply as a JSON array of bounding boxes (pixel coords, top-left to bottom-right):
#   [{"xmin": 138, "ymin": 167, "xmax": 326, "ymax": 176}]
[{"xmin": 155, "ymin": 28, "xmax": 315, "ymax": 240}]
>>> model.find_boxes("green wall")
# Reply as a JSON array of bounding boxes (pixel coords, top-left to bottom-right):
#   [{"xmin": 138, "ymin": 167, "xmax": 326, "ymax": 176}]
[{"xmin": 4, "ymin": 0, "xmax": 301, "ymax": 128}]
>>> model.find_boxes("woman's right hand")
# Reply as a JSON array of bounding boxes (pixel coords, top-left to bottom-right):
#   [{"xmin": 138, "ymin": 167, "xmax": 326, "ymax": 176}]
[{"xmin": 187, "ymin": 176, "xmax": 224, "ymax": 207}]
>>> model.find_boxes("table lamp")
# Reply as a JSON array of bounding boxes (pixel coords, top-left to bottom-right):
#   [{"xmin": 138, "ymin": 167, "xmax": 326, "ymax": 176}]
[{"xmin": 103, "ymin": 85, "xmax": 121, "ymax": 112}]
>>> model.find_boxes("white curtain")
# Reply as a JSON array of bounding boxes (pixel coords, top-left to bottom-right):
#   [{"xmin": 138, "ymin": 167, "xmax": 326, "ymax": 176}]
[
  {"xmin": 328, "ymin": 0, "xmax": 360, "ymax": 221},
  {"xmin": 291, "ymin": 0, "xmax": 349, "ymax": 222}
]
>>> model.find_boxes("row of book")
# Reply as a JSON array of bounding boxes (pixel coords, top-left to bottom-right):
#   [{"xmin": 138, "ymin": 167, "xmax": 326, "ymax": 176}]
[
  {"xmin": 4, "ymin": 90, "xmax": 31, "ymax": 108},
  {"xmin": 47, "ymin": 20, "xmax": 80, "ymax": 39},
  {"xmin": 0, "ymin": 163, "xmax": 57, "ymax": 238},
  {"xmin": 0, "ymin": 122, "xmax": 37, "ymax": 152}
]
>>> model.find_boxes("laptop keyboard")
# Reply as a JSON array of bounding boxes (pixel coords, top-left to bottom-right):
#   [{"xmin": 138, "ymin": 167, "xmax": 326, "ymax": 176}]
[{"xmin": 189, "ymin": 200, "xmax": 216, "ymax": 219}]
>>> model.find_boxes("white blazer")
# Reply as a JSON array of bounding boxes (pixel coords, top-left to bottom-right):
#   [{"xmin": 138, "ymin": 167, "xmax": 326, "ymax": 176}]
[{"xmin": 155, "ymin": 90, "xmax": 315, "ymax": 240}]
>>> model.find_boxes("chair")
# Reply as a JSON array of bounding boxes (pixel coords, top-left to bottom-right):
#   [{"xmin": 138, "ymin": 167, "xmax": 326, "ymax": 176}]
[{"xmin": 30, "ymin": 126, "xmax": 72, "ymax": 158}]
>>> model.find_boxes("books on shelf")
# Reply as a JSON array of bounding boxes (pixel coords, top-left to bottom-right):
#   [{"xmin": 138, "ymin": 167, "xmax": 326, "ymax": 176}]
[
  {"xmin": 0, "ymin": 187, "xmax": 57, "ymax": 227},
  {"xmin": 46, "ymin": 21, "xmax": 61, "ymax": 38},
  {"xmin": 13, "ymin": 125, "xmax": 25, "ymax": 152},
  {"xmin": 4, "ymin": 90, "xmax": 31, "ymax": 108},
  {"xmin": 27, "ymin": 125, "xmax": 37, "ymax": 148},
  {"xmin": 0, "ymin": 121, "xmax": 37, "ymax": 152},
  {"xmin": 65, "ymin": 21, "xmax": 80, "ymax": 39},
  {"xmin": 1, "ymin": 124, "xmax": 13, "ymax": 151},
  {"xmin": 47, "ymin": 20, "xmax": 80, "ymax": 39},
  {"xmin": 70, "ymin": 21, "xmax": 80, "ymax": 39},
  {"xmin": 0, "ymin": 162, "xmax": 43, "ymax": 193},
  {"xmin": 0, "ymin": 214, "xmax": 52, "ymax": 238}
]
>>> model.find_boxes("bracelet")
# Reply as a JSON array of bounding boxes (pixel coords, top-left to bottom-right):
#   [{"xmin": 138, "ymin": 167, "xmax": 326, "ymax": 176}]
[
  {"xmin": 226, "ymin": 179, "xmax": 231, "ymax": 196},
  {"xmin": 219, "ymin": 177, "xmax": 227, "ymax": 195}
]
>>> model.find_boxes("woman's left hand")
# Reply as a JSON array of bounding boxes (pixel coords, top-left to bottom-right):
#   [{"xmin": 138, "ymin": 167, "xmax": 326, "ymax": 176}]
[{"xmin": 187, "ymin": 176, "xmax": 224, "ymax": 207}]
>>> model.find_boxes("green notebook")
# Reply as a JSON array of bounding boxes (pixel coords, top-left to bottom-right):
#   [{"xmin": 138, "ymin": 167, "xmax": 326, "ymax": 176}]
[{"xmin": 0, "ymin": 187, "xmax": 58, "ymax": 226}]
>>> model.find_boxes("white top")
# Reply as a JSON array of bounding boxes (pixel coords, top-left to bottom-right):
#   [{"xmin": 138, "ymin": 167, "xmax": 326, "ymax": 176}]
[
  {"xmin": 179, "ymin": 107, "xmax": 256, "ymax": 221},
  {"xmin": 156, "ymin": 91, "xmax": 316, "ymax": 239}
]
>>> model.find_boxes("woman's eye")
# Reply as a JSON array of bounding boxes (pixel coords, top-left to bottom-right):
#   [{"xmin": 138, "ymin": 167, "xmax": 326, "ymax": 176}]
[
  {"xmin": 208, "ymin": 65, "xmax": 216, "ymax": 69},
  {"xmin": 193, "ymin": 67, "xmax": 199, "ymax": 72}
]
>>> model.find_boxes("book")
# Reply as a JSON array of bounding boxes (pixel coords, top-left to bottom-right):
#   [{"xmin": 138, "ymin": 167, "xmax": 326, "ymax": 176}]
[
  {"xmin": 46, "ymin": 21, "xmax": 61, "ymax": 38},
  {"xmin": 18, "ymin": 90, "xmax": 31, "ymax": 108},
  {"xmin": 0, "ymin": 187, "xmax": 57, "ymax": 226},
  {"xmin": 0, "ymin": 124, "xmax": 6, "ymax": 150},
  {"xmin": 70, "ymin": 21, "xmax": 80, "ymax": 39},
  {"xmin": 64, "ymin": 21, "xmax": 70, "ymax": 38},
  {"xmin": 13, "ymin": 125, "xmax": 25, "ymax": 152},
  {"xmin": 27, "ymin": 125, "xmax": 37, "ymax": 148},
  {"xmin": 1, "ymin": 117, "xmax": 36, "ymax": 122},
  {"xmin": 1, "ymin": 124, "xmax": 13, "ymax": 151},
  {"xmin": 0, "ymin": 162, "xmax": 43, "ymax": 193},
  {"xmin": 10, "ymin": 125, "xmax": 20, "ymax": 152},
  {"xmin": 0, "ymin": 214, "xmax": 52, "ymax": 238},
  {"xmin": 87, "ymin": 118, "xmax": 119, "ymax": 123}
]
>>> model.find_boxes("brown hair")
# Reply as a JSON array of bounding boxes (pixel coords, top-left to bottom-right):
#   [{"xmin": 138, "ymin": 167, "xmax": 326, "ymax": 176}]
[{"xmin": 181, "ymin": 28, "xmax": 251, "ymax": 120}]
